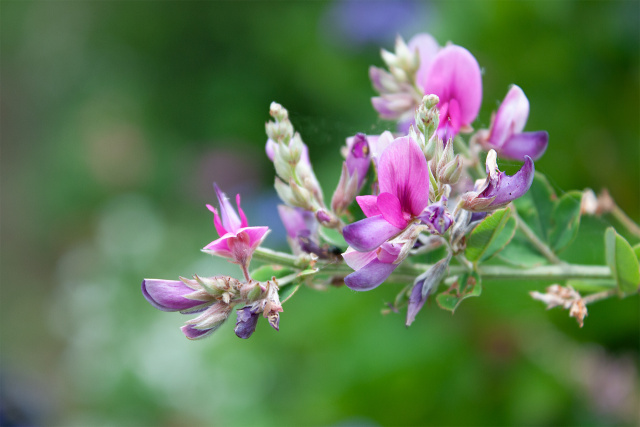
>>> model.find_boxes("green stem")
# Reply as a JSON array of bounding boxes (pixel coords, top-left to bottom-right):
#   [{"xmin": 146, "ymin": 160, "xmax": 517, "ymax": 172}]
[
  {"xmin": 611, "ymin": 204, "xmax": 640, "ymax": 239},
  {"xmin": 252, "ymin": 247, "xmax": 613, "ymax": 284},
  {"xmin": 512, "ymin": 209, "xmax": 563, "ymax": 265}
]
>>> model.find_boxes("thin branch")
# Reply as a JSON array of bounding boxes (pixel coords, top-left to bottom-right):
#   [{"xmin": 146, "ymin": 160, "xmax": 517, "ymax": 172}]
[{"xmin": 512, "ymin": 208, "xmax": 563, "ymax": 265}]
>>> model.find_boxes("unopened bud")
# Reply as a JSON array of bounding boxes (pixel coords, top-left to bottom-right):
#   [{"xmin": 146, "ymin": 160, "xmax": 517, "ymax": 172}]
[
  {"xmin": 289, "ymin": 179, "xmax": 313, "ymax": 209},
  {"xmin": 416, "ymin": 94, "xmax": 440, "ymax": 139},
  {"xmin": 438, "ymin": 154, "xmax": 463, "ymax": 185},
  {"xmin": 274, "ymin": 177, "xmax": 296, "ymax": 206},
  {"xmin": 269, "ymin": 102, "xmax": 289, "ymax": 122}
]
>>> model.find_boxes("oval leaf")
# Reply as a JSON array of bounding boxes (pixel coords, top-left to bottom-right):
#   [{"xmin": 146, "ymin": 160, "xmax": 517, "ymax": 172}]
[
  {"xmin": 250, "ymin": 265, "xmax": 296, "ymax": 282},
  {"xmin": 548, "ymin": 191, "xmax": 582, "ymax": 252},
  {"xmin": 465, "ymin": 207, "xmax": 513, "ymax": 263},
  {"xmin": 605, "ymin": 227, "xmax": 640, "ymax": 294},
  {"xmin": 436, "ymin": 272, "xmax": 482, "ymax": 313}
]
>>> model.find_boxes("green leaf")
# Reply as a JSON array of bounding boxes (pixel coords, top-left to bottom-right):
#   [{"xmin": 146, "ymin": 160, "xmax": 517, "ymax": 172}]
[
  {"xmin": 496, "ymin": 232, "xmax": 548, "ymax": 267},
  {"xmin": 514, "ymin": 172, "xmax": 556, "ymax": 241},
  {"xmin": 280, "ymin": 284, "xmax": 301, "ymax": 304},
  {"xmin": 605, "ymin": 227, "xmax": 640, "ymax": 294},
  {"xmin": 480, "ymin": 215, "xmax": 517, "ymax": 262},
  {"xmin": 319, "ymin": 226, "xmax": 347, "ymax": 249},
  {"xmin": 548, "ymin": 191, "xmax": 582, "ymax": 252},
  {"xmin": 436, "ymin": 272, "xmax": 482, "ymax": 313},
  {"xmin": 250, "ymin": 265, "xmax": 296, "ymax": 282},
  {"xmin": 466, "ymin": 207, "xmax": 514, "ymax": 263},
  {"xmin": 633, "ymin": 243, "xmax": 640, "ymax": 262}
]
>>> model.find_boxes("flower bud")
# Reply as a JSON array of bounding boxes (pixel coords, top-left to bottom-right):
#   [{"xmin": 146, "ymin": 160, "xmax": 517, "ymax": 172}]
[
  {"xmin": 415, "ymin": 94, "xmax": 440, "ymax": 139},
  {"xmin": 438, "ymin": 154, "xmax": 463, "ymax": 185}
]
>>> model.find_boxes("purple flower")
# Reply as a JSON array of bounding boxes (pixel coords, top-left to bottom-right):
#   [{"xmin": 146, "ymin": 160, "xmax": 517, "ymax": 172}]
[
  {"xmin": 461, "ymin": 150, "xmax": 535, "ymax": 212},
  {"xmin": 477, "ymin": 85, "xmax": 548, "ymax": 161},
  {"xmin": 342, "ymin": 242, "xmax": 403, "ymax": 291},
  {"xmin": 418, "ymin": 198, "xmax": 453, "ymax": 235},
  {"xmin": 142, "ymin": 276, "xmax": 241, "ymax": 340},
  {"xmin": 234, "ymin": 305, "xmax": 261, "ymax": 339},
  {"xmin": 202, "ymin": 184, "xmax": 269, "ymax": 268},
  {"xmin": 343, "ymin": 135, "xmax": 429, "ymax": 252},
  {"xmin": 278, "ymin": 205, "xmax": 330, "ymax": 257},
  {"xmin": 345, "ymin": 133, "xmax": 371, "ymax": 189},
  {"xmin": 406, "ymin": 256, "xmax": 450, "ymax": 326},
  {"xmin": 424, "ymin": 45, "xmax": 483, "ymax": 141},
  {"xmin": 142, "ymin": 278, "xmax": 214, "ymax": 313}
]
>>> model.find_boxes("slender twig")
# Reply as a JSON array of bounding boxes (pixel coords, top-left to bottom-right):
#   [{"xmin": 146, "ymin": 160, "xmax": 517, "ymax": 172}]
[
  {"xmin": 582, "ymin": 288, "xmax": 619, "ymax": 305},
  {"xmin": 252, "ymin": 246, "xmax": 613, "ymax": 284},
  {"xmin": 611, "ymin": 204, "xmax": 640, "ymax": 239},
  {"xmin": 512, "ymin": 208, "xmax": 563, "ymax": 265}
]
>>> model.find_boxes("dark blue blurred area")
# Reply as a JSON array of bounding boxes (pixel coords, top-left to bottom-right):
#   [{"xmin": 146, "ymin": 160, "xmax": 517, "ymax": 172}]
[{"xmin": 1, "ymin": 1, "xmax": 638, "ymax": 426}]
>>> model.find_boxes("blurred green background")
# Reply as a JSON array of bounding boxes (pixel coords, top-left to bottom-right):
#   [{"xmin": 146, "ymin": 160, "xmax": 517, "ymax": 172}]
[{"xmin": 2, "ymin": 1, "xmax": 638, "ymax": 426}]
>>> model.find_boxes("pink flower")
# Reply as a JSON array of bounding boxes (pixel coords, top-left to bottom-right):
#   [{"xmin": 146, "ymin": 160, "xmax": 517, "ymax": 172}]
[
  {"xmin": 202, "ymin": 184, "xmax": 269, "ymax": 269},
  {"xmin": 343, "ymin": 135, "xmax": 429, "ymax": 252},
  {"xmin": 424, "ymin": 45, "xmax": 483, "ymax": 141},
  {"xmin": 342, "ymin": 136, "xmax": 429, "ymax": 291},
  {"xmin": 479, "ymin": 85, "xmax": 548, "ymax": 161}
]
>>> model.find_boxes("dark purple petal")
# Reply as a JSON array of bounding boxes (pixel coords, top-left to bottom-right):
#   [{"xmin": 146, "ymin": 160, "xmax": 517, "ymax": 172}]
[
  {"xmin": 343, "ymin": 214, "xmax": 402, "ymax": 252},
  {"xmin": 234, "ymin": 305, "xmax": 261, "ymax": 339},
  {"xmin": 498, "ymin": 131, "xmax": 549, "ymax": 161},
  {"xmin": 278, "ymin": 205, "xmax": 316, "ymax": 239},
  {"xmin": 406, "ymin": 256, "xmax": 450, "ymax": 326},
  {"xmin": 142, "ymin": 279, "xmax": 213, "ymax": 312},
  {"xmin": 181, "ymin": 324, "xmax": 216, "ymax": 340},
  {"xmin": 480, "ymin": 155, "xmax": 535, "ymax": 208},
  {"xmin": 377, "ymin": 136, "xmax": 430, "ymax": 216},
  {"xmin": 418, "ymin": 201, "xmax": 453, "ymax": 235},
  {"xmin": 344, "ymin": 257, "xmax": 399, "ymax": 292}
]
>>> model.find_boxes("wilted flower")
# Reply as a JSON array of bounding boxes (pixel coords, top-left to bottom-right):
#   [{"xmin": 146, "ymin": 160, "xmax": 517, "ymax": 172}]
[
  {"xmin": 475, "ymin": 85, "xmax": 548, "ymax": 161},
  {"xmin": 460, "ymin": 150, "xmax": 534, "ymax": 212},
  {"xmin": 202, "ymin": 184, "xmax": 270, "ymax": 274}
]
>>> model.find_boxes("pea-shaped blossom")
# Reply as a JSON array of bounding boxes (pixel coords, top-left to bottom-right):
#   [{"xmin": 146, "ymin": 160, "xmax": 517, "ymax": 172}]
[
  {"xmin": 202, "ymin": 184, "xmax": 270, "ymax": 270},
  {"xmin": 476, "ymin": 85, "xmax": 549, "ymax": 161},
  {"xmin": 425, "ymin": 45, "xmax": 482, "ymax": 142},
  {"xmin": 342, "ymin": 136, "xmax": 429, "ymax": 291},
  {"xmin": 461, "ymin": 149, "xmax": 535, "ymax": 212},
  {"xmin": 343, "ymin": 136, "xmax": 429, "ymax": 252}
]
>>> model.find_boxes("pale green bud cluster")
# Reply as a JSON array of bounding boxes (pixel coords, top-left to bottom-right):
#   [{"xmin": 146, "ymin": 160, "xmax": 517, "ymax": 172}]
[
  {"xmin": 381, "ymin": 36, "xmax": 421, "ymax": 83},
  {"xmin": 427, "ymin": 138, "xmax": 463, "ymax": 202},
  {"xmin": 415, "ymin": 94, "xmax": 440, "ymax": 141}
]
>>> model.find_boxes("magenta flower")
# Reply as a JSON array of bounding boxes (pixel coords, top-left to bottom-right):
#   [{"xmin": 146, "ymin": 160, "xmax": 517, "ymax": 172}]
[
  {"xmin": 343, "ymin": 135, "xmax": 429, "ymax": 252},
  {"xmin": 424, "ymin": 45, "xmax": 482, "ymax": 141},
  {"xmin": 478, "ymin": 85, "xmax": 548, "ymax": 161},
  {"xmin": 202, "ymin": 184, "xmax": 269, "ymax": 270},
  {"xmin": 461, "ymin": 150, "xmax": 535, "ymax": 212}
]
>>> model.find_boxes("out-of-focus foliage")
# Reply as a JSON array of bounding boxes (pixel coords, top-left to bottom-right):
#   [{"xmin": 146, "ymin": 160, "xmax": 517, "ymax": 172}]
[{"xmin": 1, "ymin": 1, "xmax": 638, "ymax": 426}]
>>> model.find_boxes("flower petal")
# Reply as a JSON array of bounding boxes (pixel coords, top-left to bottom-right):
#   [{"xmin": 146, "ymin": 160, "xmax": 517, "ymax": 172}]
[
  {"xmin": 202, "ymin": 234, "xmax": 233, "ymax": 258},
  {"xmin": 342, "ymin": 246, "xmax": 378, "ymax": 271},
  {"xmin": 238, "ymin": 226, "xmax": 270, "ymax": 251},
  {"xmin": 234, "ymin": 305, "xmax": 261, "ymax": 339},
  {"xmin": 408, "ymin": 33, "xmax": 440, "ymax": 91},
  {"xmin": 356, "ymin": 195, "xmax": 381, "ymax": 217},
  {"xmin": 142, "ymin": 279, "xmax": 213, "ymax": 312},
  {"xmin": 344, "ymin": 257, "xmax": 399, "ymax": 291},
  {"xmin": 214, "ymin": 183, "xmax": 242, "ymax": 233},
  {"xmin": 236, "ymin": 194, "xmax": 249, "ymax": 228},
  {"xmin": 480, "ymin": 155, "xmax": 535, "ymax": 209},
  {"xmin": 498, "ymin": 131, "xmax": 549, "ymax": 161},
  {"xmin": 343, "ymin": 214, "xmax": 402, "ymax": 252},
  {"xmin": 425, "ymin": 45, "xmax": 482, "ymax": 130},
  {"xmin": 489, "ymin": 85, "xmax": 530, "ymax": 148},
  {"xmin": 181, "ymin": 324, "xmax": 216, "ymax": 340},
  {"xmin": 377, "ymin": 192, "xmax": 408, "ymax": 229},
  {"xmin": 377, "ymin": 136, "xmax": 430, "ymax": 216},
  {"xmin": 206, "ymin": 204, "xmax": 227, "ymax": 237}
]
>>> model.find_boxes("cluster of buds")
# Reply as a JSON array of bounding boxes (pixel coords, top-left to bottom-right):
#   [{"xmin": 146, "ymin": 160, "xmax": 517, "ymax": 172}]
[
  {"xmin": 265, "ymin": 102, "xmax": 342, "ymax": 229},
  {"xmin": 142, "ymin": 275, "xmax": 282, "ymax": 339}
]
